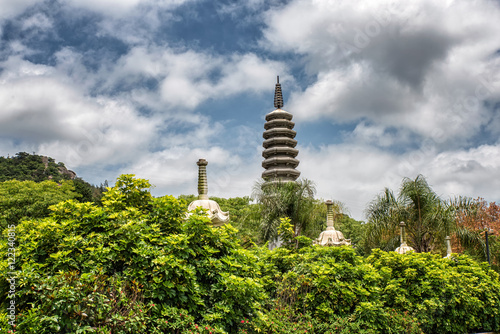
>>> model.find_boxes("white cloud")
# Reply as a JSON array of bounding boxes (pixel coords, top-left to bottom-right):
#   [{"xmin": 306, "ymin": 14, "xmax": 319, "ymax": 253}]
[
  {"xmin": 21, "ymin": 12, "xmax": 52, "ymax": 30},
  {"xmin": 298, "ymin": 143, "xmax": 400, "ymax": 220},
  {"xmin": 65, "ymin": 0, "xmax": 193, "ymax": 17},
  {"xmin": 105, "ymin": 46, "xmax": 287, "ymax": 111},
  {"xmin": 127, "ymin": 145, "xmax": 263, "ymax": 199},
  {"xmin": 0, "ymin": 0, "xmax": 40, "ymax": 20},
  {"xmin": 0, "ymin": 56, "xmax": 159, "ymax": 168},
  {"xmin": 424, "ymin": 144, "xmax": 500, "ymax": 200},
  {"xmin": 262, "ymin": 0, "xmax": 500, "ymax": 146},
  {"xmin": 0, "ymin": 47, "xmax": 269, "ymax": 195},
  {"xmin": 2, "ymin": 0, "xmax": 499, "ymax": 224},
  {"xmin": 297, "ymin": 140, "xmax": 500, "ymax": 221},
  {"xmin": 347, "ymin": 122, "xmax": 411, "ymax": 148}
]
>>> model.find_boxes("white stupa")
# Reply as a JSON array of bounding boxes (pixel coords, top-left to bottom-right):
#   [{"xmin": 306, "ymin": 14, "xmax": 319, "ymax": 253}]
[
  {"xmin": 395, "ymin": 221, "xmax": 414, "ymax": 254},
  {"xmin": 187, "ymin": 159, "xmax": 229, "ymax": 227},
  {"xmin": 315, "ymin": 200, "xmax": 351, "ymax": 246}
]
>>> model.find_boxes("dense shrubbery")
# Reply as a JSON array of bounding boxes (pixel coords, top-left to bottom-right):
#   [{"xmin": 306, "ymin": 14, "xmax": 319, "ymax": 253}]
[
  {"xmin": 252, "ymin": 245, "xmax": 500, "ymax": 334},
  {"xmin": 1, "ymin": 174, "xmax": 500, "ymax": 334},
  {"xmin": 0, "ymin": 175, "xmax": 266, "ymax": 333},
  {"xmin": 0, "ymin": 180, "xmax": 78, "ymax": 230}
]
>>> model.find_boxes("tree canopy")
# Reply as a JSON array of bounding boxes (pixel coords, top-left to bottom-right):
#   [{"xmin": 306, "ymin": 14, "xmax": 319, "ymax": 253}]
[
  {"xmin": 252, "ymin": 178, "xmax": 323, "ymax": 242},
  {"xmin": 0, "ymin": 179, "xmax": 78, "ymax": 230},
  {"xmin": 1, "ymin": 174, "xmax": 500, "ymax": 334},
  {"xmin": 365, "ymin": 175, "xmax": 452, "ymax": 253}
]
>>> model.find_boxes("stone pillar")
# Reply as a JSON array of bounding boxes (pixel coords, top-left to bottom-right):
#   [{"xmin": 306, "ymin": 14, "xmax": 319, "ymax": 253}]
[
  {"xmin": 399, "ymin": 221, "xmax": 406, "ymax": 244},
  {"xmin": 197, "ymin": 159, "xmax": 208, "ymax": 200},
  {"xmin": 445, "ymin": 236, "xmax": 452, "ymax": 257},
  {"xmin": 326, "ymin": 200, "xmax": 334, "ymax": 230}
]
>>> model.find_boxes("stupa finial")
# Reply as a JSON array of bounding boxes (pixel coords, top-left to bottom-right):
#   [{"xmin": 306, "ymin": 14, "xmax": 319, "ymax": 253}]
[
  {"xmin": 445, "ymin": 236, "xmax": 452, "ymax": 258},
  {"xmin": 197, "ymin": 159, "xmax": 209, "ymax": 200},
  {"xmin": 274, "ymin": 76, "xmax": 283, "ymax": 109},
  {"xmin": 395, "ymin": 221, "xmax": 414, "ymax": 254},
  {"xmin": 326, "ymin": 200, "xmax": 334, "ymax": 230},
  {"xmin": 400, "ymin": 221, "xmax": 406, "ymax": 244}
]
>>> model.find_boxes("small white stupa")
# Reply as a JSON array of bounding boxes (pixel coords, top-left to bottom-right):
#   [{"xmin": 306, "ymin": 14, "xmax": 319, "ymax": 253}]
[
  {"xmin": 315, "ymin": 200, "xmax": 351, "ymax": 246},
  {"xmin": 187, "ymin": 159, "xmax": 229, "ymax": 227},
  {"xmin": 395, "ymin": 221, "xmax": 414, "ymax": 254}
]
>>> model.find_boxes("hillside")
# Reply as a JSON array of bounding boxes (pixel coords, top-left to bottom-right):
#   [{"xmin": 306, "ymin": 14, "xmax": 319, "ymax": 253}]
[{"xmin": 0, "ymin": 152, "xmax": 105, "ymax": 202}]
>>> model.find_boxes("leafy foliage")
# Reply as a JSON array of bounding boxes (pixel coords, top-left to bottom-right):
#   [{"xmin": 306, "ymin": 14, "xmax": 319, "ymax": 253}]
[
  {"xmin": 252, "ymin": 178, "xmax": 322, "ymax": 242},
  {"xmin": 179, "ymin": 195, "xmax": 263, "ymax": 247},
  {"xmin": 453, "ymin": 197, "xmax": 499, "ymax": 270},
  {"xmin": 365, "ymin": 175, "xmax": 499, "ymax": 269},
  {"xmin": 0, "ymin": 175, "xmax": 266, "ymax": 333},
  {"xmin": 365, "ymin": 175, "xmax": 453, "ymax": 253},
  {"xmin": 251, "ymin": 246, "xmax": 500, "ymax": 334},
  {"xmin": 0, "ymin": 152, "xmax": 66, "ymax": 183},
  {"xmin": 1, "ymin": 174, "xmax": 500, "ymax": 334},
  {"xmin": 210, "ymin": 196, "xmax": 263, "ymax": 247},
  {"xmin": 335, "ymin": 214, "xmax": 368, "ymax": 254},
  {"xmin": 368, "ymin": 249, "xmax": 500, "ymax": 333},
  {"xmin": 0, "ymin": 179, "xmax": 78, "ymax": 230}
]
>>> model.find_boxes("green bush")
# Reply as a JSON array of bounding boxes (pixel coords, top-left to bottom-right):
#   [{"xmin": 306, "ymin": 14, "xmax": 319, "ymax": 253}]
[
  {"xmin": 368, "ymin": 249, "xmax": 500, "ymax": 334},
  {"xmin": 1, "ymin": 174, "xmax": 500, "ymax": 334},
  {"xmin": 253, "ymin": 245, "xmax": 499, "ymax": 334},
  {"xmin": 0, "ymin": 175, "xmax": 266, "ymax": 333}
]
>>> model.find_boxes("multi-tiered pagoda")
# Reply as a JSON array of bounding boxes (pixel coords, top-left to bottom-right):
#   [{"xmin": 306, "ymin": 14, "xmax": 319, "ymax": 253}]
[{"xmin": 262, "ymin": 77, "xmax": 300, "ymax": 182}]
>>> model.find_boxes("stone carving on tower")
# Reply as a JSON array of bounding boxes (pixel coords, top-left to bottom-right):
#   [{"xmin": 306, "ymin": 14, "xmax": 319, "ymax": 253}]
[
  {"xmin": 315, "ymin": 200, "xmax": 351, "ymax": 246},
  {"xmin": 187, "ymin": 159, "xmax": 229, "ymax": 227},
  {"xmin": 262, "ymin": 77, "xmax": 300, "ymax": 182},
  {"xmin": 395, "ymin": 221, "xmax": 414, "ymax": 254}
]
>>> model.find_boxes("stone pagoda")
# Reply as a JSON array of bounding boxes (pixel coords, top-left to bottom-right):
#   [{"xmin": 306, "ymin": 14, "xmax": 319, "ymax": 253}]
[
  {"xmin": 315, "ymin": 200, "xmax": 351, "ymax": 246},
  {"xmin": 187, "ymin": 159, "xmax": 229, "ymax": 227},
  {"xmin": 262, "ymin": 77, "xmax": 300, "ymax": 182},
  {"xmin": 395, "ymin": 221, "xmax": 414, "ymax": 254}
]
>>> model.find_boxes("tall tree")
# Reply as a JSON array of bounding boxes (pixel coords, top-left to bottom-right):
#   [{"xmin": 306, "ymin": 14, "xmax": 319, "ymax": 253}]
[
  {"xmin": 453, "ymin": 197, "xmax": 499, "ymax": 268},
  {"xmin": 365, "ymin": 175, "xmax": 452, "ymax": 253},
  {"xmin": 252, "ymin": 178, "xmax": 318, "ymax": 242}
]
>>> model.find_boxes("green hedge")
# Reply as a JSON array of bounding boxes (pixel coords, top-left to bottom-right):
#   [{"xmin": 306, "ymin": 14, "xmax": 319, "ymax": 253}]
[{"xmin": 1, "ymin": 175, "xmax": 499, "ymax": 334}]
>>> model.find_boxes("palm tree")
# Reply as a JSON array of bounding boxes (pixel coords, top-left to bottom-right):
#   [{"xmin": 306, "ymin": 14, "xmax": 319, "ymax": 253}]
[
  {"xmin": 252, "ymin": 178, "xmax": 317, "ymax": 242},
  {"xmin": 451, "ymin": 196, "xmax": 499, "ymax": 267},
  {"xmin": 366, "ymin": 176, "xmax": 498, "ymax": 264},
  {"xmin": 365, "ymin": 175, "xmax": 453, "ymax": 253}
]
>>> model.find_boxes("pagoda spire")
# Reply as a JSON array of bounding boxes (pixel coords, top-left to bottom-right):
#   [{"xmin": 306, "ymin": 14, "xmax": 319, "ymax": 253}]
[
  {"xmin": 274, "ymin": 76, "xmax": 283, "ymax": 109},
  {"xmin": 197, "ymin": 159, "xmax": 209, "ymax": 200},
  {"xmin": 262, "ymin": 78, "xmax": 300, "ymax": 182}
]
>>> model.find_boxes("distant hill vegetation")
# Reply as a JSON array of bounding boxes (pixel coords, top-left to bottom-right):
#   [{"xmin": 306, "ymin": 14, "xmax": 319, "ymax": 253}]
[{"xmin": 0, "ymin": 152, "xmax": 106, "ymax": 202}]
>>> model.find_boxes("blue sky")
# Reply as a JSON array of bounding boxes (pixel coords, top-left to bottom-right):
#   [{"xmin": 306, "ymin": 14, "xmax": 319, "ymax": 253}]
[{"xmin": 1, "ymin": 0, "xmax": 499, "ymax": 220}]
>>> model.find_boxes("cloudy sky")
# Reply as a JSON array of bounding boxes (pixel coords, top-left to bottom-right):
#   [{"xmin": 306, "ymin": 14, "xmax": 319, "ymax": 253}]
[{"xmin": 1, "ymin": 0, "xmax": 499, "ymax": 220}]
